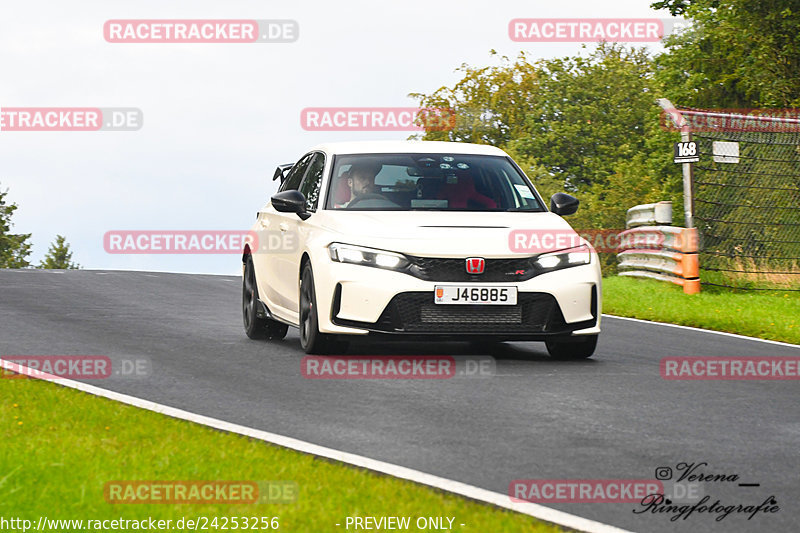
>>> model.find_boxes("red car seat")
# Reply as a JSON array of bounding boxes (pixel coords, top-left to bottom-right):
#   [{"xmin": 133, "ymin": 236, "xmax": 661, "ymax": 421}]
[{"xmin": 437, "ymin": 173, "xmax": 496, "ymax": 209}]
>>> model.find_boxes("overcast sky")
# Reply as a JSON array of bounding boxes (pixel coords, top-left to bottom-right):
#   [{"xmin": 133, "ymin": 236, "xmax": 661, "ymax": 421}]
[{"xmin": 0, "ymin": 0, "xmax": 677, "ymax": 274}]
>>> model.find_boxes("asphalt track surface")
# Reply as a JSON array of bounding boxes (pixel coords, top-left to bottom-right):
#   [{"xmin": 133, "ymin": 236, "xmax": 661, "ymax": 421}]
[{"xmin": 1, "ymin": 269, "xmax": 798, "ymax": 533}]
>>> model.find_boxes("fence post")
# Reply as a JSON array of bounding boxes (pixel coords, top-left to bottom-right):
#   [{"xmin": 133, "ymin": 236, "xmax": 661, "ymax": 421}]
[{"xmin": 657, "ymin": 98, "xmax": 695, "ymax": 229}]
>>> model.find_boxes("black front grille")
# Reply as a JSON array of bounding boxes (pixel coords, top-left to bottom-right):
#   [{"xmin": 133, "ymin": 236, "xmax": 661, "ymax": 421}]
[
  {"xmin": 419, "ymin": 305, "xmax": 522, "ymax": 324},
  {"xmin": 370, "ymin": 292, "xmax": 565, "ymax": 333},
  {"xmin": 407, "ymin": 256, "xmax": 537, "ymax": 282}
]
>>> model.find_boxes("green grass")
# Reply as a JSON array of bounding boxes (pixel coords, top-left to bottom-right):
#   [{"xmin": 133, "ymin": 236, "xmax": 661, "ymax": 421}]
[
  {"xmin": 0, "ymin": 377, "xmax": 562, "ymax": 533},
  {"xmin": 602, "ymin": 276, "xmax": 800, "ymax": 345}
]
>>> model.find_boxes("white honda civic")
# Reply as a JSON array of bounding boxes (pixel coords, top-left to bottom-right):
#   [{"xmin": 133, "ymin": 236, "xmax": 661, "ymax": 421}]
[{"xmin": 242, "ymin": 141, "xmax": 601, "ymax": 358}]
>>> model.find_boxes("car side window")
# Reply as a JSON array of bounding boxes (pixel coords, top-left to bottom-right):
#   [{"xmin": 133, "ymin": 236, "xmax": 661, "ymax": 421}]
[
  {"xmin": 298, "ymin": 153, "xmax": 326, "ymax": 212},
  {"xmin": 279, "ymin": 153, "xmax": 313, "ymax": 192}
]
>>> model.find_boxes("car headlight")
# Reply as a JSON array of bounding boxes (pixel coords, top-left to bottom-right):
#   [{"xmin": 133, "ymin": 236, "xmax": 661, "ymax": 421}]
[
  {"xmin": 328, "ymin": 243, "xmax": 410, "ymax": 271},
  {"xmin": 533, "ymin": 244, "xmax": 592, "ymax": 274}
]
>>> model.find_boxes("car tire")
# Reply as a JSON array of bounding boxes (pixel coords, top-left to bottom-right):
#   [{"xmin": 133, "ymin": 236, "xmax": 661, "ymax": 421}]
[
  {"xmin": 545, "ymin": 334, "xmax": 598, "ymax": 360},
  {"xmin": 299, "ymin": 263, "xmax": 348, "ymax": 354},
  {"xmin": 243, "ymin": 257, "xmax": 289, "ymax": 341}
]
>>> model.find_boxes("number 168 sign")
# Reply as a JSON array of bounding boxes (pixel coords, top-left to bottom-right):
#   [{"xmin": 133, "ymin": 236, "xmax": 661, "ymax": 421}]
[{"xmin": 674, "ymin": 141, "xmax": 699, "ymax": 163}]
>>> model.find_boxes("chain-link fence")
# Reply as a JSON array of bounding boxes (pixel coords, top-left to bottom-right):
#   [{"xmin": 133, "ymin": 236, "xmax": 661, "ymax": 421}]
[{"xmin": 665, "ymin": 105, "xmax": 800, "ymax": 291}]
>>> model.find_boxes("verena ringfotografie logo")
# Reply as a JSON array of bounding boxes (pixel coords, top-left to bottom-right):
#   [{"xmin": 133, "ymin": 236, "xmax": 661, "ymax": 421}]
[
  {"xmin": 661, "ymin": 357, "xmax": 800, "ymax": 380},
  {"xmin": 508, "ymin": 229, "xmax": 664, "ymax": 254},
  {"xmin": 300, "ymin": 107, "xmax": 455, "ymax": 132},
  {"xmin": 1, "ymin": 355, "xmax": 151, "ymax": 380},
  {"xmin": 509, "ymin": 480, "xmax": 663, "ymax": 503},
  {"xmin": 0, "ymin": 107, "xmax": 142, "ymax": 132},
  {"xmin": 509, "ymin": 18, "xmax": 690, "ymax": 42},
  {"xmin": 636, "ymin": 461, "xmax": 779, "ymax": 522},
  {"xmin": 104, "ymin": 481, "xmax": 297, "ymax": 504},
  {"xmin": 104, "ymin": 20, "xmax": 298, "ymax": 43}
]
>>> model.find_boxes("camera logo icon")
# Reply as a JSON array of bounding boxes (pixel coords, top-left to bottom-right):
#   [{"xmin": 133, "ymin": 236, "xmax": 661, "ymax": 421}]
[{"xmin": 655, "ymin": 467, "xmax": 673, "ymax": 480}]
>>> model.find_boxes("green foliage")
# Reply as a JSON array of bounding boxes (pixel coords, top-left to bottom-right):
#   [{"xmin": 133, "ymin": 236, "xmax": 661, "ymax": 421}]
[
  {"xmin": 0, "ymin": 187, "xmax": 33, "ymax": 269},
  {"xmin": 651, "ymin": 0, "xmax": 693, "ymax": 16},
  {"xmin": 511, "ymin": 44, "xmax": 658, "ymax": 190},
  {"xmin": 413, "ymin": 44, "xmax": 662, "ymax": 190},
  {"xmin": 0, "ymin": 378, "xmax": 564, "ymax": 533},
  {"xmin": 39, "ymin": 235, "xmax": 80, "ymax": 269},
  {"xmin": 655, "ymin": 0, "xmax": 800, "ymax": 107},
  {"xmin": 1, "ymin": 186, "xmax": 80, "ymax": 270},
  {"xmin": 604, "ymin": 276, "xmax": 800, "ymax": 344},
  {"xmin": 409, "ymin": 50, "xmax": 541, "ymax": 146}
]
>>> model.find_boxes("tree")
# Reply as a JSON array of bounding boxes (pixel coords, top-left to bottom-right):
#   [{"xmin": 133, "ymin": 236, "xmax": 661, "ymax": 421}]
[
  {"xmin": 510, "ymin": 44, "xmax": 659, "ymax": 190},
  {"xmin": 409, "ymin": 50, "xmax": 542, "ymax": 147},
  {"xmin": 655, "ymin": 0, "xmax": 800, "ymax": 107},
  {"xmin": 0, "ymin": 187, "xmax": 33, "ymax": 268},
  {"xmin": 650, "ymin": 0, "xmax": 691, "ymax": 16},
  {"xmin": 39, "ymin": 235, "xmax": 80, "ymax": 269},
  {"xmin": 412, "ymin": 45, "xmax": 663, "ymax": 190}
]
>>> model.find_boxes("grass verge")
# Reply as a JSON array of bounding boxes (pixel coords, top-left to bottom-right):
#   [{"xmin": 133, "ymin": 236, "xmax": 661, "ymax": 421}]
[
  {"xmin": 602, "ymin": 276, "xmax": 800, "ymax": 345},
  {"xmin": 0, "ymin": 376, "xmax": 563, "ymax": 533}
]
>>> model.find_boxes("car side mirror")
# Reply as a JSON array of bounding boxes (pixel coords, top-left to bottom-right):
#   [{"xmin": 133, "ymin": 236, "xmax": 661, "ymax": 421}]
[
  {"xmin": 271, "ymin": 190, "xmax": 311, "ymax": 220},
  {"xmin": 550, "ymin": 192, "xmax": 579, "ymax": 216}
]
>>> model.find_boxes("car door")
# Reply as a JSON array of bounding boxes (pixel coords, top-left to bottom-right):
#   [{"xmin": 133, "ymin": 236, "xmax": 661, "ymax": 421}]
[
  {"xmin": 253, "ymin": 152, "xmax": 314, "ymax": 321},
  {"xmin": 274, "ymin": 152, "xmax": 327, "ymax": 314}
]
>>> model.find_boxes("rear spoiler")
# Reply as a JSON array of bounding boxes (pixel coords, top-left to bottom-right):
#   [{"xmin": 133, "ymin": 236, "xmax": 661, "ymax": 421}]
[{"xmin": 272, "ymin": 164, "xmax": 294, "ymax": 184}]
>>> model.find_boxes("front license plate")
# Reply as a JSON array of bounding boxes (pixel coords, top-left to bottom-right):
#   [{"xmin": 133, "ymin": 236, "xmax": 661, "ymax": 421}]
[{"xmin": 434, "ymin": 285, "xmax": 518, "ymax": 305}]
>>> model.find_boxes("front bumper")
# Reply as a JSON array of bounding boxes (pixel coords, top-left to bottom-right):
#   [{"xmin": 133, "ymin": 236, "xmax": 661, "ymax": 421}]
[{"xmin": 313, "ymin": 257, "xmax": 602, "ymax": 339}]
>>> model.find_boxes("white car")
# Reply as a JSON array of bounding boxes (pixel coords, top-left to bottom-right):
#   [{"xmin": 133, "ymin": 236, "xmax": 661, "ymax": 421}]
[{"xmin": 242, "ymin": 141, "xmax": 601, "ymax": 358}]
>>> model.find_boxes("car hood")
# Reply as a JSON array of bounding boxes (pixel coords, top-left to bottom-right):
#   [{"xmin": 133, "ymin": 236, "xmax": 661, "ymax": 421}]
[{"xmin": 315, "ymin": 211, "xmax": 581, "ymax": 257}]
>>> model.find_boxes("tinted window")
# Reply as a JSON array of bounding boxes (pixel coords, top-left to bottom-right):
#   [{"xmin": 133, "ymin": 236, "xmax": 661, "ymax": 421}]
[
  {"xmin": 279, "ymin": 153, "xmax": 313, "ymax": 192},
  {"xmin": 298, "ymin": 153, "xmax": 325, "ymax": 212},
  {"xmin": 324, "ymin": 153, "xmax": 544, "ymax": 211}
]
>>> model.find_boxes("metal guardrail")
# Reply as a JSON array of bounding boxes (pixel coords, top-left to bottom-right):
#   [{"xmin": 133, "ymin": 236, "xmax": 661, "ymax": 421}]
[
  {"xmin": 625, "ymin": 201, "xmax": 673, "ymax": 228},
  {"xmin": 619, "ymin": 226, "xmax": 698, "ymax": 252},
  {"xmin": 617, "ymin": 201, "xmax": 701, "ymax": 294}
]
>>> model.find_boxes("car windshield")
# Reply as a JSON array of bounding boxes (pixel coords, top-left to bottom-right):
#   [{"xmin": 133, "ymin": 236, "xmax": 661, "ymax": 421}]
[{"xmin": 325, "ymin": 153, "xmax": 545, "ymax": 211}]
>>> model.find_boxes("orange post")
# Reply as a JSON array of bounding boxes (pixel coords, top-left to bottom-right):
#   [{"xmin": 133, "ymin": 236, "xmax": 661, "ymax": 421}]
[
  {"xmin": 683, "ymin": 279, "xmax": 701, "ymax": 294},
  {"xmin": 681, "ymin": 228, "xmax": 700, "ymax": 294}
]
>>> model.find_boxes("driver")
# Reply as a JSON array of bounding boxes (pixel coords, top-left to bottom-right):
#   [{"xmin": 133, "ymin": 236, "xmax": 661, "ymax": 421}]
[{"xmin": 341, "ymin": 163, "xmax": 380, "ymax": 207}]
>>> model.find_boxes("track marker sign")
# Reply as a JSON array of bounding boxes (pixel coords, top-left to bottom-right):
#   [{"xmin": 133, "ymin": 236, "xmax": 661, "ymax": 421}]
[
  {"xmin": 712, "ymin": 141, "xmax": 740, "ymax": 163},
  {"xmin": 674, "ymin": 141, "xmax": 699, "ymax": 163}
]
